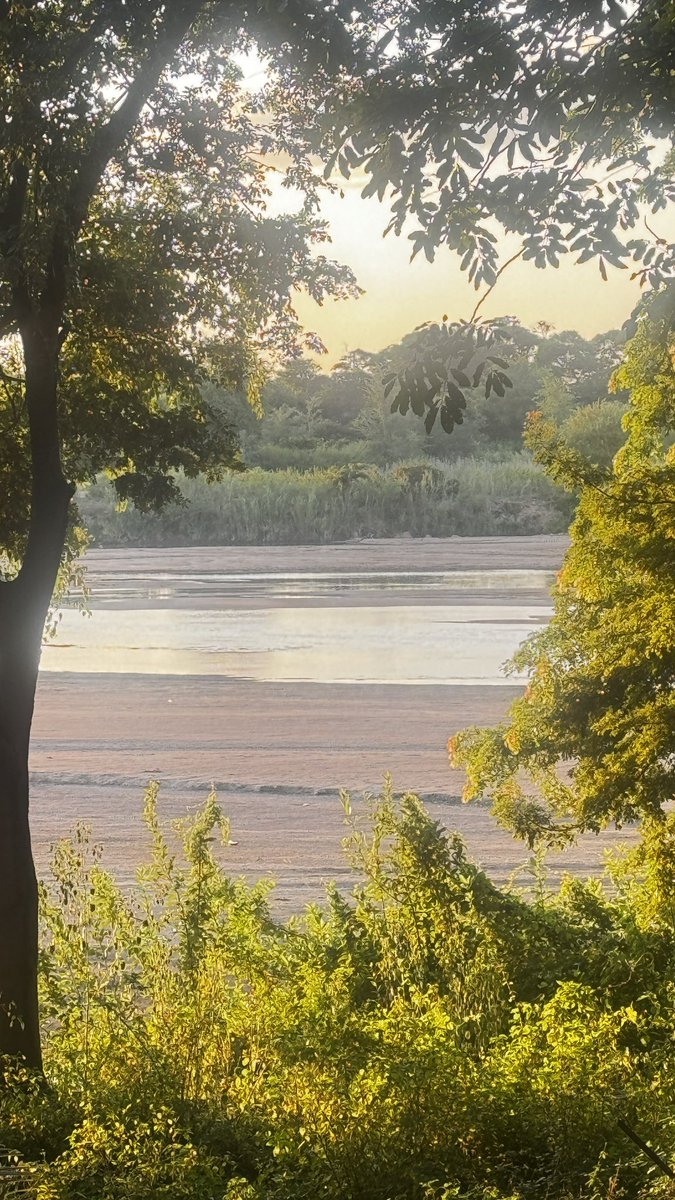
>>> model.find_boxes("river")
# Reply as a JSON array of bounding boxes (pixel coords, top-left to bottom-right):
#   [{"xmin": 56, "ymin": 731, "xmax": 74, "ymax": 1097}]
[{"xmin": 30, "ymin": 536, "xmax": 634, "ymax": 907}]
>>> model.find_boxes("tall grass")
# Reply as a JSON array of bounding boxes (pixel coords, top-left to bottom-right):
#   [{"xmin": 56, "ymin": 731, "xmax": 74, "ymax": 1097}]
[{"xmin": 78, "ymin": 455, "xmax": 572, "ymax": 546}]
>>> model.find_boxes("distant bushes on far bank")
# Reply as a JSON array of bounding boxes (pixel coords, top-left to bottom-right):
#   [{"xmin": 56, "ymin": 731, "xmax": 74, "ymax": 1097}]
[{"xmin": 78, "ymin": 456, "xmax": 574, "ymax": 547}]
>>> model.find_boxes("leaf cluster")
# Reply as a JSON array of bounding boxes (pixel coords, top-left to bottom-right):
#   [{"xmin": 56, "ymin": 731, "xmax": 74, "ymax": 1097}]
[
  {"xmin": 323, "ymin": 0, "xmax": 675, "ymax": 290},
  {"xmin": 383, "ymin": 319, "xmax": 514, "ymax": 434}
]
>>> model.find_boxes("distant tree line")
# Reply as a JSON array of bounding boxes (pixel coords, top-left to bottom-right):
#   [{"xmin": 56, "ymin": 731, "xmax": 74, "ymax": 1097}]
[
  {"xmin": 212, "ymin": 319, "xmax": 630, "ymax": 473},
  {"xmin": 78, "ymin": 319, "xmax": 632, "ymax": 546}
]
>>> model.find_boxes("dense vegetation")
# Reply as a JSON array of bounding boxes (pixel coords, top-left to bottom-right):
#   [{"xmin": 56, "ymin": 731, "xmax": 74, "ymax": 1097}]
[
  {"xmin": 454, "ymin": 304, "xmax": 675, "ymax": 848},
  {"xmin": 79, "ymin": 458, "xmax": 571, "ymax": 546},
  {"xmin": 4, "ymin": 783, "xmax": 675, "ymax": 1200},
  {"xmin": 2, "ymin": 0, "xmax": 671, "ymax": 1069},
  {"xmin": 2, "ymin": 308, "xmax": 670, "ymax": 1199},
  {"xmin": 2, "ymin": 9, "xmax": 673, "ymax": 1194},
  {"xmin": 78, "ymin": 322, "xmax": 625, "ymax": 545}
]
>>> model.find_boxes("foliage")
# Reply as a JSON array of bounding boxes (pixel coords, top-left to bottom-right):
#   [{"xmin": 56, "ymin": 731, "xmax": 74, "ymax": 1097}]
[
  {"xmin": 73, "ymin": 315, "xmax": 628, "ymax": 548},
  {"xmin": 77, "ymin": 454, "xmax": 571, "ymax": 546},
  {"xmin": 0, "ymin": 0, "xmax": 362, "ymax": 554},
  {"xmin": 213, "ymin": 318, "xmax": 625, "ymax": 473},
  {"xmin": 2, "ymin": 782, "xmax": 675, "ymax": 1198},
  {"xmin": 327, "ymin": 1, "xmax": 675, "ymax": 288},
  {"xmin": 383, "ymin": 319, "xmax": 517, "ymax": 436},
  {"xmin": 559, "ymin": 399, "xmax": 630, "ymax": 468},
  {"xmin": 451, "ymin": 301, "xmax": 675, "ymax": 848},
  {"xmin": 377, "ymin": 318, "xmax": 629, "ymax": 440},
  {"xmin": 318, "ymin": 0, "xmax": 674, "ymax": 427}
]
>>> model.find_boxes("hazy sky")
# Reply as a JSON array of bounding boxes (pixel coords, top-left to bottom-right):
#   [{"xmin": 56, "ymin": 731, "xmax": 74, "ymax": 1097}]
[
  {"xmin": 292, "ymin": 178, "xmax": 667, "ymax": 366},
  {"xmin": 236, "ymin": 50, "xmax": 671, "ymax": 367}
]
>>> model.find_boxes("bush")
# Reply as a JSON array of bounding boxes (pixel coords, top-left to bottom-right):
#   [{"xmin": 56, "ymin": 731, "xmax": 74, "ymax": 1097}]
[
  {"xmin": 559, "ymin": 399, "xmax": 628, "ymax": 467},
  {"xmin": 5, "ymin": 784, "xmax": 675, "ymax": 1199}
]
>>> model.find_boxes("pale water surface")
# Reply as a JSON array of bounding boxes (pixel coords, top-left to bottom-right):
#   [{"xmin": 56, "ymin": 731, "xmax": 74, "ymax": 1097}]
[{"xmin": 42, "ymin": 568, "xmax": 552, "ymax": 684}]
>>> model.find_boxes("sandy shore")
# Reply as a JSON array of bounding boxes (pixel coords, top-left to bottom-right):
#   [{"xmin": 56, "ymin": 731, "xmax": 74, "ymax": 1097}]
[
  {"xmin": 30, "ymin": 536, "xmax": 635, "ymax": 909},
  {"xmin": 83, "ymin": 534, "xmax": 570, "ymax": 580}
]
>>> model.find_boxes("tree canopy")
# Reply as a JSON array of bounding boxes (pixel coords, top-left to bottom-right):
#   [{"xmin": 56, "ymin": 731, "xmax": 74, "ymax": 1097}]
[
  {"xmin": 329, "ymin": 0, "xmax": 675, "ymax": 286},
  {"xmin": 246, "ymin": 318, "xmax": 626, "ymax": 464},
  {"xmin": 452, "ymin": 293, "xmax": 675, "ymax": 847},
  {"xmin": 320, "ymin": 0, "xmax": 675, "ymax": 433},
  {"xmin": 0, "ymin": 0, "xmax": 366, "ymax": 559}
]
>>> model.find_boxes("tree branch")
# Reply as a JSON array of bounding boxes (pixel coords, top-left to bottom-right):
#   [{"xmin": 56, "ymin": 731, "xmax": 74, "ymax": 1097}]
[
  {"xmin": 617, "ymin": 1118, "xmax": 675, "ymax": 1180},
  {"xmin": 17, "ymin": 2, "xmax": 206, "ymax": 603},
  {"xmin": 469, "ymin": 246, "xmax": 525, "ymax": 323},
  {"xmin": 70, "ymin": 1, "xmax": 204, "ymax": 227},
  {"xmin": 41, "ymin": 0, "xmax": 206, "ymax": 315}
]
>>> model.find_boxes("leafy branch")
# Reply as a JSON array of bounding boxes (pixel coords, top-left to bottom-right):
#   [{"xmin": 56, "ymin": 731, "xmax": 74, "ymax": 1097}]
[{"xmin": 384, "ymin": 319, "xmax": 513, "ymax": 435}]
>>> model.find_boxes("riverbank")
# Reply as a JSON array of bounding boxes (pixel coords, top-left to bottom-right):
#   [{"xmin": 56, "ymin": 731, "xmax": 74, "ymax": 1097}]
[
  {"xmin": 77, "ymin": 533, "xmax": 570, "ymax": 583},
  {"xmin": 31, "ymin": 536, "xmax": 635, "ymax": 907},
  {"xmin": 31, "ymin": 674, "xmax": 633, "ymax": 907}
]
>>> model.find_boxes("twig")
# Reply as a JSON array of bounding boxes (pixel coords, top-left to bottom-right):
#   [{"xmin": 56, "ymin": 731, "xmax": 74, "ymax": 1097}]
[
  {"xmin": 617, "ymin": 1117, "xmax": 675, "ymax": 1179},
  {"xmin": 469, "ymin": 246, "xmax": 524, "ymax": 323},
  {"xmin": 644, "ymin": 216, "xmax": 670, "ymax": 246}
]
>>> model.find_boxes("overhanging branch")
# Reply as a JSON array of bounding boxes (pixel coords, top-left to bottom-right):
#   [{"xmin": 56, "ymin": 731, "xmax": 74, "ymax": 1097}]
[{"xmin": 41, "ymin": 0, "xmax": 206, "ymax": 314}]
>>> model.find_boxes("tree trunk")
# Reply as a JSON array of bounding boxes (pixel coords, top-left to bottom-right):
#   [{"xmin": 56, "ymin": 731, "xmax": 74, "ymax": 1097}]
[
  {"xmin": 0, "ymin": 321, "xmax": 73, "ymax": 1069},
  {"xmin": 0, "ymin": 4, "xmax": 201, "ymax": 1071},
  {"xmin": 0, "ymin": 584, "xmax": 44, "ymax": 1071}
]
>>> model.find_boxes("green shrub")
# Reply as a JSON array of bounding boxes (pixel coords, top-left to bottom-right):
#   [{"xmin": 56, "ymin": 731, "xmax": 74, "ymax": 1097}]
[
  {"xmin": 559, "ymin": 399, "xmax": 628, "ymax": 467},
  {"xmin": 4, "ymin": 784, "xmax": 675, "ymax": 1198}
]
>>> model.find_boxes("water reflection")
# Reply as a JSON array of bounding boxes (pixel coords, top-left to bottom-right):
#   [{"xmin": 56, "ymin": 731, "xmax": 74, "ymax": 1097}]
[
  {"xmin": 44, "ymin": 593, "xmax": 551, "ymax": 684},
  {"xmin": 83, "ymin": 567, "xmax": 556, "ymax": 605}
]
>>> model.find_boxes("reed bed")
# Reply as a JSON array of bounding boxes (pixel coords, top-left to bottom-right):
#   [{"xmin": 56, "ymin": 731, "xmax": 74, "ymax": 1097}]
[{"xmin": 78, "ymin": 456, "xmax": 573, "ymax": 546}]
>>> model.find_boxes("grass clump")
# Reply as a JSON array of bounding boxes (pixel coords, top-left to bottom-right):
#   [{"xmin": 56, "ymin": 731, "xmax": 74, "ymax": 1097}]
[
  {"xmin": 77, "ymin": 456, "xmax": 571, "ymax": 547},
  {"xmin": 4, "ymin": 783, "xmax": 675, "ymax": 1199}
]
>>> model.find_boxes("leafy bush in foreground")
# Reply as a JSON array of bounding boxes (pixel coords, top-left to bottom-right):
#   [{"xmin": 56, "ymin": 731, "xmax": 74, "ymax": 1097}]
[{"xmin": 3, "ymin": 785, "xmax": 675, "ymax": 1199}]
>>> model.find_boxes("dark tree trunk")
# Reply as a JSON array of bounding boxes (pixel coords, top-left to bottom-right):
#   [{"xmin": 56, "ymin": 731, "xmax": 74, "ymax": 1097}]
[
  {"xmin": 0, "ymin": 0, "xmax": 200, "ymax": 1072},
  {"xmin": 0, "ymin": 584, "xmax": 45, "ymax": 1071},
  {"xmin": 0, "ymin": 320, "xmax": 73, "ymax": 1070}
]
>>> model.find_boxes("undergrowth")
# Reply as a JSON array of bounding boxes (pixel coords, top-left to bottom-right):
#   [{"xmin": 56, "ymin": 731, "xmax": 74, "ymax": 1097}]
[{"xmin": 3, "ymin": 783, "xmax": 675, "ymax": 1199}]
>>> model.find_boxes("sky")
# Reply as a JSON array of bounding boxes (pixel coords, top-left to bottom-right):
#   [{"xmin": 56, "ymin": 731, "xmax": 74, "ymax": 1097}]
[
  {"xmin": 234, "ymin": 50, "xmax": 673, "ymax": 369},
  {"xmin": 292, "ymin": 178, "xmax": 663, "ymax": 366}
]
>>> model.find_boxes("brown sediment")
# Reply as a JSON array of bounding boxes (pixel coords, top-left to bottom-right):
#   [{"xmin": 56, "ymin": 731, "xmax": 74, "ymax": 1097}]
[
  {"xmin": 29, "ymin": 537, "xmax": 635, "ymax": 909},
  {"xmin": 82, "ymin": 534, "xmax": 569, "ymax": 583}
]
